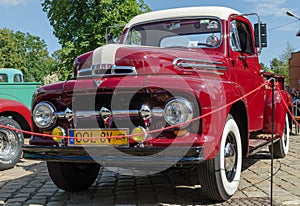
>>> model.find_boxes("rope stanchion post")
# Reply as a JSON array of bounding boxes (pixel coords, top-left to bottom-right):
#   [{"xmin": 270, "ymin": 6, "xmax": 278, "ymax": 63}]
[{"xmin": 270, "ymin": 77, "xmax": 275, "ymax": 205}]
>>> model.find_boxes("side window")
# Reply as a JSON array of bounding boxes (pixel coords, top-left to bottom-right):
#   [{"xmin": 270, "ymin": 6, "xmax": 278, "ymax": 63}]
[
  {"xmin": 14, "ymin": 74, "xmax": 23, "ymax": 82},
  {"xmin": 230, "ymin": 20, "xmax": 254, "ymax": 54},
  {"xmin": 230, "ymin": 21, "xmax": 241, "ymax": 52},
  {"xmin": 0, "ymin": 74, "xmax": 8, "ymax": 82},
  {"xmin": 127, "ymin": 29, "xmax": 142, "ymax": 45}
]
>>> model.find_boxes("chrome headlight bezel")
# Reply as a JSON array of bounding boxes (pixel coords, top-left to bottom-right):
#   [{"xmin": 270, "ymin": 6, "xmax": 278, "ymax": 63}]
[
  {"xmin": 33, "ymin": 102, "xmax": 57, "ymax": 129},
  {"xmin": 163, "ymin": 97, "xmax": 193, "ymax": 127}
]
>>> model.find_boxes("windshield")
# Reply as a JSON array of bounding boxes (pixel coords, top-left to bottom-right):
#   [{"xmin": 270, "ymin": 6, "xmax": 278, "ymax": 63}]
[{"xmin": 125, "ymin": 18, "xmax": 222, "ymax": 48}]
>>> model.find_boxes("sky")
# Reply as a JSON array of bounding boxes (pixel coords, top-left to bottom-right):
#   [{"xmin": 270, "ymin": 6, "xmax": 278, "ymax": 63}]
[{"xmin": 0, "ymin": 0, "xmax": 299, "ymax": 66}]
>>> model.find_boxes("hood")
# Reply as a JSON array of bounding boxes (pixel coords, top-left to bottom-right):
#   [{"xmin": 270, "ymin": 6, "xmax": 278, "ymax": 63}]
[{"xmin": 79, "ymin": 44, "xmax": 228, "ymax": 76}]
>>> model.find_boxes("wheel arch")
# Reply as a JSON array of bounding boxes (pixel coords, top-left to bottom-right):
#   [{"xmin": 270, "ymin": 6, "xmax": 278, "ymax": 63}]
[
  {"xmin": 0, "ymin": 111, "xmax": 32, "ymax": 138},
  {"xmin": 229, "ymin": 101, "xmax": 248, "ymax": 157}
]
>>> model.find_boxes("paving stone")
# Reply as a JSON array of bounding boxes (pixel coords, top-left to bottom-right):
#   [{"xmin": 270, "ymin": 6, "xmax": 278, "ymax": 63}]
[
  {"xmin": 6, "ymin": 197, "xmax": 28, "ymax": 203},
  {"xmin": 1, "ymin": 135, "xmax": 300, "ymax": 205},
  {"xmin": 0, "ymin": 193, "xmax": 12, "ymax": 198},
  {"xmin": 46, "ymin": 201, "xmax": 65, "ymax": 206}
]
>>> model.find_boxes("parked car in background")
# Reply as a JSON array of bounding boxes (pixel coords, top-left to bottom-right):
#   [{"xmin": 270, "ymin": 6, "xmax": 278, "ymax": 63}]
[
  {"xmin": 0, "ymin": 68, "xmax": 40, "ymax": 170},
  {"xmin": 0, "ymin": 68, "xmax": 41, "ymax": 109},
  {"xmin": 0, "ymin": 99, "xmax": 32, "ymax": 170}
]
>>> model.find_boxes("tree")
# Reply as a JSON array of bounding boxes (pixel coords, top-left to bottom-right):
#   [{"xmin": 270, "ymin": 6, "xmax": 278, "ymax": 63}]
[
  {"xmin": 0, "ymin": 29, "xmax": 23, "ymax": 68},
  {"xmin": 267, "ymin": 42, "xmax": 295, "ymax": 84},
  {"xmin": 279, "ymin": 42, "xmax": 295, "ymax": 64},
  {"xmin": 41, "ymin": 0, "xmax": 151, "ymax": 79},
  {"xmin": 260, "ymin": 62, "xmax": 269, "ymax": 71},
  {"xmin": 270, "ymin": 58, "xmax": 288, "ymax": 76},
  {"xmin": 0, "ymin": 28, "xmax": 57, "ymax": 83}
]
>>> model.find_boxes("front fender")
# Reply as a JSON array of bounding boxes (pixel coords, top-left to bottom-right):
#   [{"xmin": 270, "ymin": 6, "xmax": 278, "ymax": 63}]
[
  {"xmin": 0, "ymin": 99, "xmax": 32, "ymax": 137},
  {"xmin": 145, "ymin": 75, "xmax": 247, "ymax": 159}
]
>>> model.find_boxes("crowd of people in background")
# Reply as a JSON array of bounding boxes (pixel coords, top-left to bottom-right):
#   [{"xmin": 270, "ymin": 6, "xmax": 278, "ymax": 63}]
[
  {"xmin": 287, "ymin": 86, "xmax": 300, "ymax": 100},
  {"xmin": 286, "ymin": 85, "xmax": 300, "ymax": 116}
]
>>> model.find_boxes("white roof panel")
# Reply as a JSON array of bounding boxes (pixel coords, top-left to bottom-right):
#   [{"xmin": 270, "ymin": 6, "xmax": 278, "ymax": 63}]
[{"xmin": 127, "ymin": 6, "xmax": 241, "ymax": 28}]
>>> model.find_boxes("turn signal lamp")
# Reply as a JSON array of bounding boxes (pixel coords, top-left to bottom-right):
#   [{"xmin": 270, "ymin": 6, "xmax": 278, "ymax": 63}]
[
  {"xmin": 174, "ymin": 129, "xmax": 188, "ymax": 137},
  {"xmin": 131, "ymin": 126, "xmax": 147, "ymax": 143},
  {"xmin": 51, "ymin": 127, "xmax": 65, "ymax": 142}
]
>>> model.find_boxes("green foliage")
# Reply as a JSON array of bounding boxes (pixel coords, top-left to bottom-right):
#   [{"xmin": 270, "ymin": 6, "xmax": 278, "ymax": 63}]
[
  {"xmin": 0, "ymin": 28, "xmax": 56, "ymax": 83},
  {"xmin": 51, "ymin": 42, "xmax": 77, "ymax": 80},
  {"xmin": 0, "ymin": 29, "xmax": 23, "ymax": 68},
  {"xmin": 263, "ymin": 42, "xmax": 295, "ymax": 84},
  {"xmin": 270, "ymin": 58, "xmax": 288, "ymax": 76},
  {"xmin": 260, "ymin": 62, "xmax": 269, "ymax": 72},
  {"xmin": 41, "ymin": 0, "xmax": 151, "ymax": 79}
]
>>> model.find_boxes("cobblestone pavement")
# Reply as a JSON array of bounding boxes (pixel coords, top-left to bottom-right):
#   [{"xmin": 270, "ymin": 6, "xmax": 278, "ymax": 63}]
[{"xmin": 0, "ymin": 135, "xmax": 300, "ymax": 206}]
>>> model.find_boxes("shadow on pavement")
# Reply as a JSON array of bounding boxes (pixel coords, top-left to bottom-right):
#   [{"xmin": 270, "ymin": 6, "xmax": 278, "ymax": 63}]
[{"xmin": 0, "ymin": 154, "xmax": 279, "ymax": 206}]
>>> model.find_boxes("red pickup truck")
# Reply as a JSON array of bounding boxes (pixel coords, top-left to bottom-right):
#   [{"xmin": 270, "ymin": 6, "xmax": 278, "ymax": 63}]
[{"xmin": 23, "ymin": 6, "xmax": 292, "ymax": 201}]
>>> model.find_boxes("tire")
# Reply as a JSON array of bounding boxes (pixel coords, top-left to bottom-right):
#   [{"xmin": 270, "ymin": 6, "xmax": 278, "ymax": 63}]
[
  {"xmin": 47, "ymin": 162, "xmax": 100, "ymax": 191},
  {"xmin": 197, "ymin": 115, "xmax": 242, "ymax": 201},
  {"xmin": 0, "ymin": 117, "xmax": 24, "ymax": 171},
  {"xmin": 269, "ymin": 114, "xmax": 289, "ymax": 158}
]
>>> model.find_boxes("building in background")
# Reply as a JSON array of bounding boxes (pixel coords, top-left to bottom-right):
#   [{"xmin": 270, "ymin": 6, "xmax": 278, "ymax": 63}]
[{"xmin": 289, "ymin": 51, "xmax": 300, "ymax": 91}]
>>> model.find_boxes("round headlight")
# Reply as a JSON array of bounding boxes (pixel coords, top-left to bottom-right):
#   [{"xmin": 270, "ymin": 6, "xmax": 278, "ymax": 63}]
[
  {"xmin": 33, "ymin": 102, "xmax": 56, "ymax": 128},
  {"xmin": 163, "ymin": 97, "xmax": 193, "ymax": 126}
]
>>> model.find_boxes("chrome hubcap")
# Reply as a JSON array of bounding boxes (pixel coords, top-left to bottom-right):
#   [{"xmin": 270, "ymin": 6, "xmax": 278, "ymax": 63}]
[
  {"xmin": 224, "ymin": 133, "xmax": 237, "ymax": 182},
  {"xmin": 0, "ymin": 135, "xmax": 3, "ymax": 150},
  {"xmin": 0, "ymin": 130, "xmax": 18, "ymax": 160},
  {"xmin": 224, "ymin": 142, "xmax": 236, "ymax": 171}
]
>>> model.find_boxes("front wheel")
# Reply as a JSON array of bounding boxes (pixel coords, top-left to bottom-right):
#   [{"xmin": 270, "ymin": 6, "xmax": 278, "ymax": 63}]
[
  {"xmin": 269, "ymin": 113, "xmax": 289, "ymax": 158},
  {"xmin": 198, "ymin": 115, "xmax": 242, "ymax": 201},
  {"xmin": 47, "ymin": 162, "xmax": 100, "ymax": 191},
  {"xmin": 0, "ymin": 117, "xmax": 24, "ymax": 170}
]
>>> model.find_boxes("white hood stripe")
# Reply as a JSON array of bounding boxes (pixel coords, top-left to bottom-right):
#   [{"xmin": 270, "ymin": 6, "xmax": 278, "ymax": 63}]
[{"xmin": 92, "ymin": 44, "xmax": 128, "ymax": 65}]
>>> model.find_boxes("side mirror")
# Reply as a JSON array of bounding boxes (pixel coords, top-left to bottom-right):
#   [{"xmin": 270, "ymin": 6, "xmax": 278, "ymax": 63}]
[
  {"xmin": 106, "ymin": 33, "xmax": 115, "ymax": 44},
  {"xmin": 106, "ymin": 25, "xmax": 125, "ymax": 44},
  {"xmin": 254, "ymin": 23, "xmax": 267, "ymax": 48}
]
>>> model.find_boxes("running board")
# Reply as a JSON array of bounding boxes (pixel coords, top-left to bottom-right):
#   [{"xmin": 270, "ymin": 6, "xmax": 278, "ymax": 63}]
[{"xmin": 248, "ymin": 134, "xmax": 280, "ymax": 156}]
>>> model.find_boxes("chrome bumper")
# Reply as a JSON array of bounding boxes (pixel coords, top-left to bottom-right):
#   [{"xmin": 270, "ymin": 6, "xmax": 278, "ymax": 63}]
[{"xmin": 22, "ymin": 145, "xmax": 204, "ymax": 166}]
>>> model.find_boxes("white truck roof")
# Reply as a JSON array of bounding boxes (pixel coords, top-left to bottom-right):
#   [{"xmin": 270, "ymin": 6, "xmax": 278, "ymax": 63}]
[{"xmin": 126, "ymin": 6, "xmax": 241, "ymax": 28}]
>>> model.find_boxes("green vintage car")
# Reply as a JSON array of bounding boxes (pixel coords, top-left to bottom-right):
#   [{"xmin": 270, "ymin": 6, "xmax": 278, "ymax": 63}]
[
  {"xmin": 0, "ymin": 68, "xmax": 40, "ymax": 170},
  {"xmin": 0, "ymin": 68, "xmax": 41, "ymax": 109}
]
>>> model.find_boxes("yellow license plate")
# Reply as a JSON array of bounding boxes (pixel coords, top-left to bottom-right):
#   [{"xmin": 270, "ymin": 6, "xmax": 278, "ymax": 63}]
[{"xmin": 68, "ymin": 129, "xmax": 129, "ymax": 147}]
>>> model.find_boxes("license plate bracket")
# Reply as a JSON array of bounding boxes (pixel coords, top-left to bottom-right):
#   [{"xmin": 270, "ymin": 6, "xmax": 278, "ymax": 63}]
[{"xmin": 68, "ymin": 128, "xmax": 129, "ymax": 147}]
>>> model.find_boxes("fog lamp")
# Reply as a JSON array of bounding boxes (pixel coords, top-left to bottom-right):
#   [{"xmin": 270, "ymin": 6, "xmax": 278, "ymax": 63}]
[
  {"xmin": 51, "ymin": 127, "xmax": 65, "ymax": 142},
  {"xmin": 131, "ymin": 126, "xmax": 147, "ymax": 143}
]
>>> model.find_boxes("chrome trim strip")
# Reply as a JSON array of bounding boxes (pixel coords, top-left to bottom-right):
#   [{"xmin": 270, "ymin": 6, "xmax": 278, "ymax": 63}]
[
  {"xmin": 55, "ymin": 109, "xmax": 164, "ymax": 119},
  {"xmin": 78, "ymin": 64, "xmax": 137, "ymax": 78},
  {"xmin": 173, "ymin": 58, "xmax": 223, "ymax": 65},
  {"xmin": 173, "ymin": 58, "xmax": 227, "ymax": 70},
  {"xmin": 70, "ymin": 111, "xmax": 99, "ymax": 118},
  {"xmin": 55, "ymin": 111, "xmax": 66, "ymax": 119},
  {"xmin": 112, "ymin": 109, "xmax": 164, "ymax": 117},
  {"xmin": 177, "ymin": 63, "xmax": 227, "ymax": 70},
  {"xmin": 77, "ymin": 68, "xmax": 92, "ymax": 74}
]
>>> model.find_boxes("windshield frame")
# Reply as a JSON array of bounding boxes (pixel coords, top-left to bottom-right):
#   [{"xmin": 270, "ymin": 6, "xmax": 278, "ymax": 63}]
[{"xmin": 124, "ymin": 16, "xmax": 223, "ymax": 49}]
